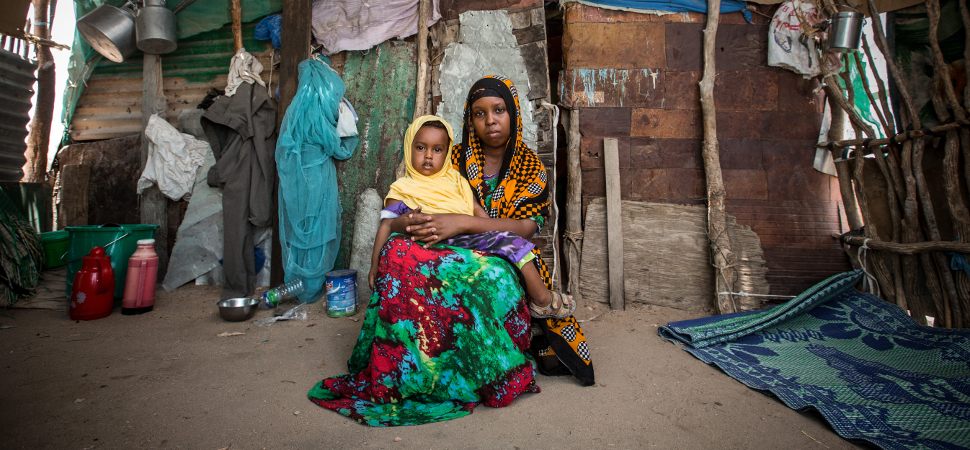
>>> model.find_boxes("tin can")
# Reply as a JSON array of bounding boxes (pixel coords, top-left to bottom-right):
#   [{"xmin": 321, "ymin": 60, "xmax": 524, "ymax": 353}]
[{"xmin": 325, "ymin": 269, "xmax": 358, "ymax": 317}]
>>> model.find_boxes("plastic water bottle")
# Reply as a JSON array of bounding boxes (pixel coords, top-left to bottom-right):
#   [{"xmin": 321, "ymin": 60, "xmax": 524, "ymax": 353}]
[{"xmin": 258, "ymin": 278, "xmax": 306, "ymax": 309}]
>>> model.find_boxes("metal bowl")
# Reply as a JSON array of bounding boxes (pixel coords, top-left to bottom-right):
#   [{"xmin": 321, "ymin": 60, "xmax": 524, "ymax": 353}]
[{"xmin": 217, "ymin": 298, "xmax": 259, "ymax": 322}]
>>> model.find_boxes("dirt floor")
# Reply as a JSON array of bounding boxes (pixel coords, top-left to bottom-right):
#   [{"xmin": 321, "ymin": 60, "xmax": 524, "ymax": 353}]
[{"xmin": 0, "ymin": 275, "xmax": 868, "ymax": 450}]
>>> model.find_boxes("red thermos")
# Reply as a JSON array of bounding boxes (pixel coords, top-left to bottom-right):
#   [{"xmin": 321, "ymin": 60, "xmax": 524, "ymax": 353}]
[
  {"xmin": 122, "ymin": 239, "xmax": 158, "ymax": 315},
  {"xmin": 69, "ymin": 246, "xmax": 115, "ymax": 321}
]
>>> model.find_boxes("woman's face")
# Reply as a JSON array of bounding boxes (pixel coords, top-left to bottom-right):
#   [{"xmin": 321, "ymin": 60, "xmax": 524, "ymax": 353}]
[
  {"xmin": 410, "ymin": 125, "xmax": 450, "ymax": 176},
  {"xmin": 471, "ymin": 96, "xmax": 511, "ymax": 151}
]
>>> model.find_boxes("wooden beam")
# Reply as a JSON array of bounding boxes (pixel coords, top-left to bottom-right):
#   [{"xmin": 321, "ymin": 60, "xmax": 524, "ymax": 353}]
[
  {"xmin": 58, "ymin": 165, "xmax": 90, "ymax": 228},
  {"xmin": 604, "ymin": 138, "xmax": 624, "ymax": 311},
  {"xmin": 565, "ymin": 108, "xmax": 582, "ymax": 297},
  {"xmin": 272, "ymin": 0, "xmax": 312, "ymax": 286},
  {"xmin": 141, "ymin": 54, "xmax": 169, "ymax": 279}
]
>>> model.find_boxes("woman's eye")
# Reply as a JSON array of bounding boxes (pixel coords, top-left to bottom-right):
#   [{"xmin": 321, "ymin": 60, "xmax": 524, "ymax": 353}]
[{"xmin": 496, "ymin": 107, "xmax": 505, "ymax": 114}]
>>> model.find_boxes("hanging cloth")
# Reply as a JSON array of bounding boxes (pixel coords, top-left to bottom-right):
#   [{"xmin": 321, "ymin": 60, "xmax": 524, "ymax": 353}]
[
  {"xmin": 226, "ymin": 49, "xmax": 267, "ymax": 97},
  {"xmin": 385, "ymin": 115, "xmax": 475, "ymax": 216},
  {"xmin": 276, "ymin": 57, "xmax": 357, "ymax": 303}
]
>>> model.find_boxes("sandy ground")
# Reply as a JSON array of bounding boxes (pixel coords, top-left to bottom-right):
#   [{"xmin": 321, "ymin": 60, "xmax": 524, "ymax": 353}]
[{"xmin": 0, "ymin": 278, "xmax": 868, "ymax": 450}]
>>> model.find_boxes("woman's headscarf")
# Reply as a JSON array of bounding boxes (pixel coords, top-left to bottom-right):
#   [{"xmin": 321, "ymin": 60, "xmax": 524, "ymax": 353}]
[
  {"xmin": 451, "ymin": 75, "xmax": 549, "ymax": 222},
  {"xmin": 385, "ymin": 115, "xmax": 475, "ymax": 216}
]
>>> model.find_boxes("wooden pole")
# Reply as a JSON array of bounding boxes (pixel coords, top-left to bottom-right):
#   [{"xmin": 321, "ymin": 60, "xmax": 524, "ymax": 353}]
[
  {"xmin": 700, "ymin": 0, "xmax": 736, "ymax": 315},
  {"xmin": 603, "ymin": 138, "xmax": 624, "ymax": 311},
  {"xmin": 231, "ymin": 0, "xmax": 243, "ymax": 53},
  {"xmin": 271, "ymin": 0, "xmax": 312, "ymax": 286},
  {"xmin": 23, "ymin": 0, "xmax": 54, "ymax": 183},
  {"xmin": 141, "ymin": 54, "xmax": 169, "ymax": 278},
  {"xmin": 395, "ymin": 0, "xmax": 432, "ymax": 180},
  {"xmin": 413, "ymin": 0, "xmax": 430, "ymax": 119},
  {"xmin": 565, "ymin": 109, "xmax": 583, "ymax": 297}
]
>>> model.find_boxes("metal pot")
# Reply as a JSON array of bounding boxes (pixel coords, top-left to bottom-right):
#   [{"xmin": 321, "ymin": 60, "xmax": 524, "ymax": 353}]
[
  {"xmin": 76, "ymin": 4, "xmax": 138, "ymax": 63},
  {"xmin": 826, "ymin": 11, "xmax": 864, "ymax": 52},
  {"xmin": 136, "ymin": 0, "xmax": 178, "ymax": 54}
]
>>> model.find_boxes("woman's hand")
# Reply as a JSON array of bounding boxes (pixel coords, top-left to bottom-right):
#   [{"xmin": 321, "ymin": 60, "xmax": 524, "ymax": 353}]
[
  {"xmin": 368, "ymin": 264, "xmax": 379, "ymax": 289},
  {"xmin": 388, "ymin": 206, "xmax": 432, "ymax": 235},
  {"xmin": 407, "ymin": 214, "xmax": 470, "ymax": 247}
]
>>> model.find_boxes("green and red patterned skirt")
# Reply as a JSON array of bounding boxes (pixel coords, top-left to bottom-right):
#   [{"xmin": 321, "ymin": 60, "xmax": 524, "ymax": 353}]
[{"xmin": 307, "ymin": 235, "xmax": 540, "ymax": 426}]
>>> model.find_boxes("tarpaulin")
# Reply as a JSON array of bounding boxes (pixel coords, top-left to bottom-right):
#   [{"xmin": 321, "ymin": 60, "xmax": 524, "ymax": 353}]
[{"xmin": 563, "ymin": 0, "xmax": 752, "ymax": 22}]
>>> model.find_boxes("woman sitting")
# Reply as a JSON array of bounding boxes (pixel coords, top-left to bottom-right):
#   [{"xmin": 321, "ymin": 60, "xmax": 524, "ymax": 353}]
[
  {"xmin": 370, "ymin": 114, "xmax": 574, "ymax": 318},
  {"xmin": 308, "ymin": 76, "xmax": 594, "ymax": 427}
]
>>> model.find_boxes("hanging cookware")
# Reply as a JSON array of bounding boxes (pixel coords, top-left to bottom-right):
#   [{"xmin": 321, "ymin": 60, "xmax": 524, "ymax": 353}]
[
  {"xmin": 826, "ymin": 8, "xmax": 864, "ymax": 52},
  {"xmin": 76, "ymin": 3, "xmax": 138, "ymax": 63},
  {"xmin": 136, "ymin": 0, "xmax": 178, "ymax": 54}
]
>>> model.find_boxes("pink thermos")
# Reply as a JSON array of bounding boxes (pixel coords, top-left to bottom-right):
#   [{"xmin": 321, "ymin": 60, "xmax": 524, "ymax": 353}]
[{"xmin": 121, "ymin": 239, "xmax": 159, "ymax": 315}]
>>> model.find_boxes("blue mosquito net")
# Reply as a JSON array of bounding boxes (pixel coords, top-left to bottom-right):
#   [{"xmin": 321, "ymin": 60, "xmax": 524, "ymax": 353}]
[{"xmin": 276, "ymin": 57, "xmax": 358, "ymax": 303}]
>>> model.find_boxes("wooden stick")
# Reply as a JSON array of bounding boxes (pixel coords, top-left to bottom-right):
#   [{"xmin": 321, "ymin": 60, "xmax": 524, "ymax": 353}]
[
  {"xmin": 565, "ymin": 109, "xmax": 583, "ymax": 297},
  {"xmin": 927, "ymin": 0, "xmax": 970, "ymax": 327},
  {"xmin": 604, "ymin": 138, "xmax": 624, "ymax": 311},
  {"xmin": 231, "ymin": 0, "xmax": 243, "ymax": 53},
  {"xmin": 700, "ymin": 0, "xmax": 736, "ymax": 315},
  {"xmin": 839, "ymin": 235, "xmax": 970, "ymax": 255}
]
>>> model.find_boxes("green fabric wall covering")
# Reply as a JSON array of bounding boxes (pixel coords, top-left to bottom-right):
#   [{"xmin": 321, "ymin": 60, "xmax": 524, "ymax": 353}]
[{"xmin": 332, "ymin": 40, "xmax": 417, "ymax": 270}]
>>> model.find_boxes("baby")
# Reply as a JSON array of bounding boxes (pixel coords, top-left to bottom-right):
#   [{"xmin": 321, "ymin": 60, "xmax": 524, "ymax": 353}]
[{"xmin": 368, "ymin": 115, "xmax": 572, "ymax": 319}]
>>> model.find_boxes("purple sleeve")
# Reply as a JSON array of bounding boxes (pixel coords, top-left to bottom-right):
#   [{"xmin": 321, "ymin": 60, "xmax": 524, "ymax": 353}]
[{"xmin": 380, "ymin": 201, "xmax": 413, "ymax": 219}]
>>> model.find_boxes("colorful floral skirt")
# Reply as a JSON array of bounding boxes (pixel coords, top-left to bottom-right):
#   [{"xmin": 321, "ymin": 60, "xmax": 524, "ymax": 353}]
[{"xmin": 307, "ymin": 235, "xmax": 539, "ymax": 426}]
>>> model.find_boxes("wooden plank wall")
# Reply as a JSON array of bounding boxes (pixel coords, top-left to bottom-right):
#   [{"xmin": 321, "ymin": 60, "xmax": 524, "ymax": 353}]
[{"xmin": 561, "ymin": 4, "xmax": 852, "ymax": 299}]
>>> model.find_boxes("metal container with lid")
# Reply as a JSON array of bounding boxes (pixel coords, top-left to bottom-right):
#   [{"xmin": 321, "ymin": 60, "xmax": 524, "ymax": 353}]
[
  {"xmin": 76, "ymin": 4, "xmax": 138, "ymax": 63},
  {"xmin": 826, "ymin": 11, "xmax": 864, "ymax": 52},
  {"xmin": 136, "ymin": 0, "xmax": 178, "ymax": 54}
]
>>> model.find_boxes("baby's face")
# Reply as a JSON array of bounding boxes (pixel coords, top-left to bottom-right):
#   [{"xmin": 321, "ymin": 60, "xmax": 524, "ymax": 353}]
[{"xmin": 411, "ymin": 126, "xmax": 450, "ymax": 176}]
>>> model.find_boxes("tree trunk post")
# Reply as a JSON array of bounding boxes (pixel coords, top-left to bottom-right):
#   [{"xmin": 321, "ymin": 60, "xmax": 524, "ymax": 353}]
[
  {"xmin": 700, "ymin": 0, "xmax": 736, "ymax": 314},
  {"xmin": 23, "ymin": 0, "xmax": 55, "ymax": 183}
]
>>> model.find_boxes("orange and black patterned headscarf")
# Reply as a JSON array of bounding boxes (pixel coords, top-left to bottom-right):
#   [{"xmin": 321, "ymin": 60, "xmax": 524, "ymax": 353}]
[
  {"xmin": 452, "ymin": 76, "xmax": 595, "ymax": 386},
  {"xmin": 451, "ymin": 75, "xmax": 549, "ymax": 223}
]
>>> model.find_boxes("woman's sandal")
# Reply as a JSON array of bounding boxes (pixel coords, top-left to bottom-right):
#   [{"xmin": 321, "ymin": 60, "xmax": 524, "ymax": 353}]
[{"xmin": 529, "ymin": 290, "xmax": 576, "ymax": 319}]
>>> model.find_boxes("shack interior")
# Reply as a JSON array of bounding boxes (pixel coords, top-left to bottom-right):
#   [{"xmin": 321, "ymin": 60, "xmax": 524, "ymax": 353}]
[{"xmin": 1, "ymin": 0, "xmax": 969, "ymax": 447}]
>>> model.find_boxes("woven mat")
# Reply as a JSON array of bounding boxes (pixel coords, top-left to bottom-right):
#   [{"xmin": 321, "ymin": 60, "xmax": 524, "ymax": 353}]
[
  {"xmin": 661, "ymin": 271, "xmax": 970, "ymax": 450},
  {"xmin": 11, "ymin": 267, "xmax": 67, "ymax": 311}
]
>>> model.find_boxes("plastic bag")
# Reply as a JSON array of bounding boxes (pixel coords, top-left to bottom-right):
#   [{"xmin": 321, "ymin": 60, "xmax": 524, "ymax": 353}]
[
  {"xmin": 253, "ymin": 303, "xmax": 309, "ymax": 327},
  {"xmin": 768, "ymin": 0, "xmax": 821, "ymax": 77}
]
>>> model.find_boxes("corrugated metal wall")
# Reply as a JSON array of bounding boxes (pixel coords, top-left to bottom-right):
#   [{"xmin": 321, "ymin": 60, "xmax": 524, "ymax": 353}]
[
  {"xmin": 70, "ymin": 22, "xmax": 274, "ymax": 141},
  {"xmin": 0, "ymin": 48, "xmax": 36, "ymax": 181}
]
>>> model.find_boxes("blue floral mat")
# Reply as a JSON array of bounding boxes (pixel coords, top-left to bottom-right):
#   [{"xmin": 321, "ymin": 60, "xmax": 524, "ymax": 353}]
[{"xmin": 660, "ymin": 271, "xmax": 970, "ymax": 450}]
